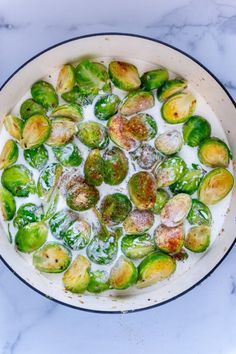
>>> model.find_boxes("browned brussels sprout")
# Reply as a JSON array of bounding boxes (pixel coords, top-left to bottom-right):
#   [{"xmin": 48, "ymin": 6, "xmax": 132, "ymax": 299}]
[
  {"xmin": 51, "ymin": 103, "xmax": 83, "ymax": 122},
  {"xmin": 155, "ymin": 130, "xmax": 183, "ymax": 155},
  {"xmin": 94, "ymin": 94, "xmax": 120, "ymax": 120},
  {"xmin": 161, "ymin": 92, "xmax": 196, "ymax": 124},
  {"xmin": 120, "ymin": 91, "xmax": 154, "ymax": 116},
  {"xmin": 198, "ymin": 137, "xmax": 232, "ymax": 168},
  {"xmin": 128, "ymin": 171, "xmax": 156, "ymax": 210},
  {"xmin": 123, "ymin": 209, "xmax": 154, "ymax": 235},
  {"xmin": 100, "ymin": 193, "xmax": 132, "ymax": 226},
  {"xmin": 0, "ymin": 139, "xmax": 18, "ymax": 169},
  {"xmin": 109, "ymin": 256, "xmax": 138, "ymax": 290},
  {"xmin": 108, "ymin": 61, "xmax": 141, "ymax": 91},
  {"xmin": 130, "ymin": 143, "xmax": 164, "ymax": 170},
  {"xmin": 183, "ymin": 115, "xmax": 211, "ymax": 147},
  {"xmin": 157, "ymin": 78, "xmax": 187, "ymax": 101},
  {"xmin": 153, "ymin": 156, "xmax": 187, "ymax": 188},
  {"xmin": 141, "ymin": 68, "xmax": 169, "ymax": 90},
  {"xmin": 20, "ymin": 115, "xmax": 51, "ymax": 149},
  {"xmin": 4, "ymin": 115, "xmax": 23, "ymax": 141},
  {"xmin": 56, "ymin": 64, "xmax": 75, "ymax": 94},
  {"xmin": 103, "ymin": 147, "xmax": 128, "ymax": 185},
  {"xmin": 160, "ymin": 193, "xmax": 192, "ymax": 227},
  {"xmin": 184, "ymin": 225, "xmax": 211, "ymax": 253},
  {"xmin": 77, "ymin": 121, "xmax": 109, "ymax": 149},
  {"xmin": 1, "ymin": 164, "xmax": 35, "ymax": 197},
  {"xmin": 63, "ymin": 255, "xmax": 91, "ymax": 293},
  {"xmin": 107, "ymin": 114, "xmax": 138, "ymax": 151},
  {"xmin": 20, "ymin": 98, "xmax": 46, "ymax": 121},
  {"xmin": 154, "ymin": 224, "xmax": 184, "ymax": 254},
  {"xmin": 151, "ymin": 188, "xmax": 170, "ymax": 215},
  {"xmin": 46, "ymin": 118, "xmax": 77, "ymax": 147},
  {"xmin": 31, "ymin": 80, "xmax": 58, "ymax": 109},
  {"xmin": 84, "ymin": 149, "xmax": 104, "ymax": 186},
  {"xmin": 15, "ymin": 221, "xmax": 47, "ymax": 253},
  {"xmin": 0, "ymin": 187, "xmax": 16, "ymax": 221},
  {"xmin": 127, "ymin": 114, "xmax": 157, "ymax": 141}
]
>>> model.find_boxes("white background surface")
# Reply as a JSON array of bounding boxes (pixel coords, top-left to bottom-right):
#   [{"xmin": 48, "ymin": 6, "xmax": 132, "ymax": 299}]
[{"xmin": 0, "ymin": 0, "xmax": 236, "ymax": 353}]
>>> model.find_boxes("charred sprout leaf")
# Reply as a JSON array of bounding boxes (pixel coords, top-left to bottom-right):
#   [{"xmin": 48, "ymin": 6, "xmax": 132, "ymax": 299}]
[
  {"xmin": 49, "ymin": 209, "xmax": 78, "ymax": 238},
  {"xmin": 157, "ymin": 78, "xmax": 187, "ymax": 102},
  {"xmin": 141, "ymin": 68, "xmax": 169, "ymax": 90},
  {"xmin": 121, "ymin": 233, "xmax": 155, "ymax": 259},
  {"xmin": 61, "ymin": 86, "xmax": 95, "ymax": 106},
  {"xmin": 198, "ymin": 137, "xmax": 231, "ymax": 168},
  {"xmin": 161, "ymin": 92, "xmax": 196, "ymax": 124},
  {"xmin": 187, "ymin": 199, "xmax": 212, "ymax": 226},
  {"xmin": 155, "ymin": 130, "xmax": 183, "ymax": 155},
  {"xmin": 24, "ymin": 145, "xmax": 48, "ymax": 170},
  {"xmin": 198, "ymin": 168, "xmax": 234, "ymax": 205},
  {"xmin": 33, "ymin": 242, "xmax": 71, "ymax": 273},
  {"xmin": 46, "ymin": 117, "xmax": 77, "ymax": 147},
  {"xmin": 13, "ymin": 203, "xmax": 43, "ymax": 228},
  {"xmin": 84, "ymin": 149, "xmax": 104, "ymax": 186},
  {"xmin": 20, "ymin": 115, "xmax": 51, "ymax": 149},
  {"xmin": 4, "ymin": 115, "xmax": 23, "ymax": 141},
  {"xmin": 31, "ymin": 80, "xmax": 58, "ymax": 109},
  {"xmin": 51, "ymin": 103, "xmax": 83, "ymax": 122},
  {"xmin": 0, "ymin": 139, "xmax": 18, "ymax": 169},
  {"xmin": 53, "ymin": 142, "xmax": 82, "ymax": 167},
  {"xmin": 107, "ymin": 114, "xmax": 138, "ymax": 151},
  {"xmin": 37, "ymin": 163, "xmax": 62, "ymax": 202},
  {"xmin": 56, "ymin": 64, "xmax": 75, "ymax": 94},
  {"xmin": 120, "ymin": 91, "xmax": 154, "ymax": 116},
  {"xmin": 94, "ymin": 94, "xmax": 120, "ymax": 120},
  {"xmin": 184, "ymin": 225, "xmax": 211, "ymax": 253},
  {"xmin": 151, "ymin": 188, "xmax": 170, "ymax": 215},
  {"xmin": 87, "ymin": 270, "xmax": 110, "ymax": 293},
  {"xmin": 153, "ymin": 156, "xmax": 187, "ymax": 188},
  {"xmin": 110, "ymin": 256, "xmax": 138, "ymax": 290},
  {"xmin": 154, "ymin": 224, "xmax": 184, "ymax": 254},
  {"xmin": 77, "ymin": 121, "xmax": 109, "ymax": 149},
  {"xmin": 160, "ymin": 193, "xmax": 192, "ymax": 227},
  {"xmin": 127, "ymin": 114, "xmax": 157, "ymax": 141},
  {"xmin": 108, "ymin": 61, "xmax": 141, "ymax": 91},
  {"xmin": 63, "ymin": 255, "xmax": 90, "ymax": 293},
  {"xmin": 170, "ymin": 167, "xmax": 203, "ymax": 195},
  {"xmin": 123, "ymin": 209, "xmax": 154, "ymax": 235},
  {"xmin": 103, "ymin": 147, "xmax": 128, "ymax": 185},
  {"xmin": 183, "ymin": 115, "xmax": 211, "ymax": 147},
  {"xmin": 128, "ymin": 171, "xmax": 156, "ymax": 210},
  {"xmin": 15, "ymin": 221, "xmax": 47, "ymax": 253},
  {"xmin": 20, "ymin": 98, "xmax": 46, "ymax": 121},
  {"xmin": 130, "ymin": 143, "xmax": 163, "ymax": 170},
  {"xmin": 61, "ymin": 219, "xmax": 91, "ymax": 250},
  {"xmin": 0, "ymin": 187, "xmax": 16, "ymax": 221},
  {"xmin": 100, "ymin": 193, "xmax": 132, "ymax": 226},
  {"xmin": 1, "ymin": 164, "xmax": 35, "ymax": 197}
]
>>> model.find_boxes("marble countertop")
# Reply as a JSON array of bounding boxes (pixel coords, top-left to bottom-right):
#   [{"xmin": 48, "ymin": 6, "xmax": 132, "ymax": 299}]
[{"xmin": 0, "ymin": 0, "xmax": 236, "ymax": 353}]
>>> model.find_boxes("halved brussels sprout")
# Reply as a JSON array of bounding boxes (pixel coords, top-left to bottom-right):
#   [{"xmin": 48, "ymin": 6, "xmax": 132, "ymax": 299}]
[
  {"xmin": 120, "ymin": 91, "xmax": 154, "ymax": 116},
  {"xmin": 15, "ymin": 221, "xmax": 47, "ymax": 253},
  {"xmin": 56, "ymin": 64, "xmax": 75, "ymax": 94},
  {"xmin": 20, "ymin": 115, "xmax": 51, "ymax": 149},
  {"xmin": 137, "ymin": 251, "xmax": 176, "ymax": 288},
  {"xmin": 121, "ymin": 233, "xmax": 155, "ymax": 259},
  {"xmin": 160, "ymin": 193, "xmax": 192, "ymax": 227},
  {"xmin": 51, "ymin": 103, "xmax": 83, "ymax": 122},
  {"xmin": 157, "ymin": 78, "xmax": 187, "ymax": 102},
  {"xmin": 183, "ymin": 115, "xmax": 211, "ymax": 147},
  {"xmin": 141, "ymin": 68, "xmax": 169, "ymax": 90},
  {"xmin": 187, "ymin": 199, "xmax": 212, "ymax": 226},
  {"xmin": 155, "ymin": 130, "xmax": 183, "ymax": 155},
  {"xmin": 84, "ymin": 149, "xmax": 104, "ymax": 186},
  {"xmin": 37, "ymin": 163, "xmax": 62, "ymax": 202},
  {"xmin": 130, "ymin": 143, "xmax": 164, "ymax": 170},
  {"xmin": 87, "ymin": 270, "xmax": 110, "ymax": 293},
  {"xmin": 184, "ymin": 225, "xmax": 210, "ymax": 253},
  {"xmin": 198, "ymin": 168, "xmax": 234, "ymax": 205},
  {"xmin": 107, "ymin": 114, "xmax": 138, "ymax": 151},
  {"xmin": 94, "ymin": 94, "xmax": 120, "ymax": 120},
  {"xmin": 100, "ymin": 193, "xmax": 132, "ymax": 226},
  {"xmin": 103, "ymin": 147, "xmax": 128, "ymax": 185},
  {"xmin": 1, "ymin": 164, "xmax": 35, "ymax": 197},
  {"xmin": 94, "ymin": 62, "xmax": 111, "ymax": 93},
  {"xmin": 4, "ymin": 115, "xmax": 23, "ymax": 141},
  {"xmin": 151, "ymin": 188, "xmax": 170, "ymax": 215},
  {"xmin": 33, "ymin": 242, "xmax": 71, "ymax": 273},
  {"xmin": 49, "ymin": 209, "xmax": 78, "ymax": 238},
  {"xmin": 170, "ymin": 167, "xmax": 203, "ymax": 195},
  {"xmin": 153, "ymin": 156, "xmax": 187, "ymax": 188},
  {"xmin": 154, "ymin": 224, "xmax": 184, "ymax": 254},
  {"xmin": 63, "ymin": 255, "xmax": 90, "ymax": 293},
  {"xmin": 123, "ymin": 209, "xmax": 154, "ymax": 235},
  {"xmin": 198, "ymin": 137, "xmax": 231, "ymax": 168},
  {"xmin": 161, "ymin": 92, "xmax": 196, "ymax": 124},
  {"xmin": 127, "ymin": 114, "xmax": 157, "ymax": 141},
  {"xmin": 13, "ymin": 203, "xmax": 43, "ymax": 228},
  {"xmin": 61, "ymin": 219, "xmax": 91, "ymax": 250},
  {"xmin": 128, "ymin": 171, "xmax": 156, "ymax": 210},
  {"xmin": 110, "ymin": 256, "xmax": 138, "ymax": 290},
  {"xmin": 24, "ymin": 145, "xmax": 48, "ymax": 170},
  {"xmin": 61, "ymin": 86, "xmax": 95, "ymax": 106},
  {"xmin": 46, "ymin": 117, "xmax": 77, "ymax": 147},
  {"xmin": 52, "ymin": 142, "xmax": 82, "ymax": 167},
  {"xmin": 31, "ymin": 80, "xmax": 58, "ymax": 109},
  {"xmin": 0, "ymin": 139, "xmax": 18, "ymax": 169},
  {"xmin": 0, "ymin": 187, "xmax": 16, "ymax": 221},
  {"xmin": 108, "ymin": 61, "xmax": 141, "ymax": 91},
  {"xmin": 20, "ymin": 98, "xmax": 46, "ymax": 121},
  {"xmin": 77, "ymin": 121, "xmax": 109, "ymax": 149}
]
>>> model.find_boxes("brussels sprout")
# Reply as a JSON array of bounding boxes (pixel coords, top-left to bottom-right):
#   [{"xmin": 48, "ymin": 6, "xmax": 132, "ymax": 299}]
[
  {"xmin": 87, "ymin": 270, "xmax": 110, "ymax": 293},
  {"xmin": 128, "ymin": 171, "xmax": 156, "ymax": 210},
  {"xmin": 33, "ymin": 242, "xmax": 71, "ymax": 273},
  {"xmin": 46, "ymin": 117, "xmax": 77, "ymax": 147},
  {"xmin": 100, "ymin": 193, "xmax": 132, "ymax": 226},
  {"xmin": 49, "ymin": 209, "xmax": 78, "ymax": 238},
  {"xmin": 121, "ymin": 233, "xmax": 155, "ymax": 259},
  {"xmin": 103, "ymin": 147, "xmax": 128, "ymax": 185},
  {"xmin": 155, "ymin": 130, "xmax": 183, "ymax": 155},
  {"xmin": 53, "ymin": 142, "xmax": 82, "ymax": 167},
  {"xmin": 154, "ymin": 224, "xmax": 184, "ymax": 254},
  {"xmin": 108, "ymin": 61, "xmax": 141, "ymax": 91},
  {"xmin": 0, "ymin": 139, "xmax": 18, "ymax": 169},
  {"xmin": 130, "ymin": 143, "xmax": 164, "ymax": 170},
  {"xmin": 157, "ymin": 78, "xmax": 187, "ymax": 102},
  {"xmin": 107, "ymin": 114, "xmax": 138, "ymax": 151},
  {"xmin": 63, "ymin": 255, "xmax": 91, "ymax": 293},
  {"xmin": 1, "ymin": 164, "xmax": 35, "ymax": 197},
  {"xmin": 4, "ymin": 115, "xmax": 23, "ymax": 141},
  {"xmin": 61, "ymin": 219, "xmax": 91, "ymax": 250},
  {"xmin": 37, "ymin": 163, "xmax": 62, "ymax": 202},
  {"xmin": 187, "ymin": 199, "xmax": 212, "ymax": 226},
  {"xmin": 84, "ymin": 149, "xmax": 104, "ymax": 186},
  {"xmin": 160, "ymin": 193, "xmax": 191, "ymax": 228},
  {"xmin": 153, "ymin": 156, "xmax": 187, "ymax": 188},
  {"xmin": 137, "ymin": 251, "xmax": 176, "ymax": 288},
  {"xmin": 141, "ymin": 68, "xmax": 169, "ymax": 90},
  {"xmin": 94, "ymin": 94, "xmax": 120, "ymax": 120},
  {"xmin": 61, "ymin": 86, "xmax": 95, "ymax": 106},
  {"xmin": 15, "ymin": 221, "xmax": 47, "ymax": 253},
  {"xmin": 51, "ymin": 103, "xmax": 83, "ymax": 122},
  {"xmin": 0, "ymin": 187, "xmax": 16, "ymax": 221},
  {"xmin": 31, "ymin": 80, "xmax": 58, "ymax": 109},
  {"xmin": 127, "ymin": 114, "xmax": 157, "ymax": 141},
  {"xmin": 151, "ymin": 188, "xmax": 170, "ymax": 215},
  {"xmin": 56, "ymin": 64, "xmax": 75, "ymax": 94},
  {"xmin": 123, "ymin": 209, "xmax": 154, "ymax": 235},
  {"xmin": 161, "ymin": 92, "xmax": 196, "ymax": 124},
  {"xmin": 20, "ymin": 98, "xmax": 46, "ymax": 121},
  {"xmin": 184, "ymin": 225, "xmax": 210, "ymax": 253},
  {"xmin": 24, "ymin": 145, "xmax": 48, "ymax": 170},
  {"xmin": 170, "ymin": 167, "xmax": 203, "ymax": 195},
  {"xmin": 13, "ymin": 203, "xmax": 43, "ymax": 228},
  {"xmin": 120, "ymin": 91, "xmax": 154, "ymax": 116},
  {"xmin": 198, "ymin": 137, "xmax": 231, "ymax": 168},
  {"xmin": 183, "ymin": 115, "xmax": 211, "ymax": 147},
  {"xmin": 198, "ymin": 168, "xmax": 234, "ymax": 205},
  {"xmin": 110, "ymin": 256, "xmax": 138, "ymax": 290},
  {"xmin": 77, "ymin": 121, "xmax": 109, "ymax": 149},
  {"xmin": 59, "ymin": 169, "xmax": 83, "ymax": 196},
  {"xmin": 20, "ymin": 115, "xmax": 51, "ymax": 149}
]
